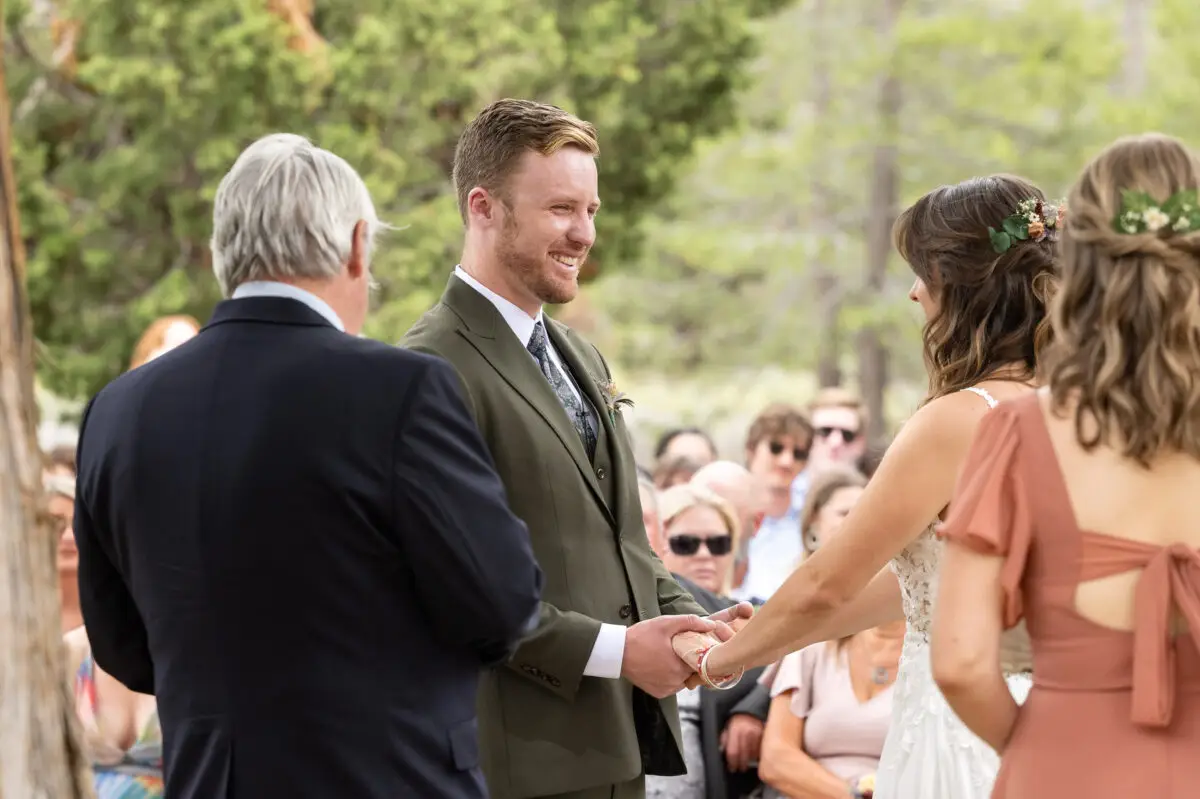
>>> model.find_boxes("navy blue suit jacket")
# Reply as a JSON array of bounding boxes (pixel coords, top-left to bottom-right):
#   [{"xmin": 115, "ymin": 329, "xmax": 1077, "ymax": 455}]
[{"xmin": 74, "ymin": 296, "xmax": 542, "ymax": 799}]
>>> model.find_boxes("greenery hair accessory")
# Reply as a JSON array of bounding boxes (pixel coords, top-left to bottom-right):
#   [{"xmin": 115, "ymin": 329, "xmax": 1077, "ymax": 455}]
[
  {"xmin": 1113, "ymin": 189, "xmax": 1200, "ymax": 235},
  {"xmin": 988, "ymin": 198, "xmax": 1066, "ymax": 254}
]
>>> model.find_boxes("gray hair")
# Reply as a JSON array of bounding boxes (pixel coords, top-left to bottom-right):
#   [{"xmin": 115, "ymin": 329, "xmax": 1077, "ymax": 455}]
[{"xmin": 210, "ymin": 133, "xmax": 382, "ymax": 297}]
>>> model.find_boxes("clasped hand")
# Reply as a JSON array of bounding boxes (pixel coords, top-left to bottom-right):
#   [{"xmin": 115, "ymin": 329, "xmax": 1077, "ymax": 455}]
[{"xmin": 619, "ymin": 602, "xmax": 753, "ymax": 698}]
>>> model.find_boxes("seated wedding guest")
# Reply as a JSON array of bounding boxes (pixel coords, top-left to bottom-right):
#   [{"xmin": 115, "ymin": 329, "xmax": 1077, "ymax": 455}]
[
  {"xmin": 44, "ymin": 445, "xmax": 81, "ymax": 632},
  {"xmin": 56, "ymin": 464, "xmax": 167, "ymax": 797},
  {"xmin": 792, "ymin": 388, "xmax": 870, "ymax": 512},
  {"xmin": 65, "ymin": 628, "xmax": 164, "ymax": 798},
  {"xmin": 639, "ymin": 474, "xmax": 663, "ymax": 549},
  {"xmin": 934, "ymin": 132, "xmax": 1200, "ymax": 798},
  {"xmin": 736, "ymin": 404, "xmax": 812, "ymax": 602},
  {"xmin": 855, "ymin": 442, "xmax": 888, "ymax": 481},
  {"xmin": 691, "ymin": 461, "xmax": 769, "ymax": 605},
  {"xmin": 656, "ymin": 427, "xmax": 720, "ymax": 468},
  {"xmin": 759, "ymin": 467, "xmax": 897, "ymax": 799},
  {"xmin": 655, "ymin": 454, "xmax": 707, "ymax": 489},
  {"xmin": 128, "ymin": 314, "xmax": 200, "ymax": 370},
  {"xmin": 46, "ymin": 443, "xmax": 76, "ymax": 479},
  {"xmin": 649, "ymin": 485, "xmax": 769, "ymax": 799}
]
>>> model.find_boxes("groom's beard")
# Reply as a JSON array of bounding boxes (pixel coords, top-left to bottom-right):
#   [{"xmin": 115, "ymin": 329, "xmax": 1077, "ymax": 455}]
[{"xmin": 496, "ymin": 217, "xmax": 584, "ymax": 307}]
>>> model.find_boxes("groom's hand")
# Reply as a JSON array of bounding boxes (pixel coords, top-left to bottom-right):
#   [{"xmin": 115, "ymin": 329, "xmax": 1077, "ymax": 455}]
[{"xmin": 621, "ymin": 614, "xmax": 717, "ymax": 699}]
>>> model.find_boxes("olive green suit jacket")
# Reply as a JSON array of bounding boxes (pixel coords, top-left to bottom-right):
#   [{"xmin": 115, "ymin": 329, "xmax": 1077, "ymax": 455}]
[{"xmin": 401, "ymin": 274, "xmax": 707, "ymax": 798}]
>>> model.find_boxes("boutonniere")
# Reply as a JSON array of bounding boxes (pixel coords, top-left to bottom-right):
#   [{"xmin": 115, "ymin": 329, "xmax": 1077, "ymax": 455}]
[{"xmin": 598, "ymin": 379, "xmax": 634, "ymax": 424}]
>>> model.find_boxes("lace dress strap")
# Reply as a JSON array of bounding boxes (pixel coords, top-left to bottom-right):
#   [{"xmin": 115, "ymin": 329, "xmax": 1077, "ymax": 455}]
[{"xmin": 960, "ymin": 386, "xmax": 999, "ymax": 409}]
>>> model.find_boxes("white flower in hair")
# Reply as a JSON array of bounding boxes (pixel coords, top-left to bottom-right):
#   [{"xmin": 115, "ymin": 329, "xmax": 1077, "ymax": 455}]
[{"xmin": 1143, "ymin": 208, "xmax": 1170, "ymax": 232}]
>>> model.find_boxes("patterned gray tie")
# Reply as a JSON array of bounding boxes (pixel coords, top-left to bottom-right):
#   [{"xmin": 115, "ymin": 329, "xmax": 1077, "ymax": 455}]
[{"xmin": 527, "ymin": 321, "xmax": 596, "ymax": 458}]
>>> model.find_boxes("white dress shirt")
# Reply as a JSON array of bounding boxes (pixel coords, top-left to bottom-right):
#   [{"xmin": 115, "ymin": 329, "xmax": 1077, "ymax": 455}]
[
  {"xmin": 454, "ymin": 265, "xmax": 626, "ymax": 679},
  {"xmin": 232, "ymin": 281, "xmax": 345, "ymax": 331}
]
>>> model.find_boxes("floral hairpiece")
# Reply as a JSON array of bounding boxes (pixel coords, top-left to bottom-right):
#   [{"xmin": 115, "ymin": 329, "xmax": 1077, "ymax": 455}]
[
  {"xmin": 1113, "ymin": 189, "xmax": 1200, "ymax": 235},
  {"xmin": 988, "ymin": 198, "xmax": 1066, "ymax": 254}
]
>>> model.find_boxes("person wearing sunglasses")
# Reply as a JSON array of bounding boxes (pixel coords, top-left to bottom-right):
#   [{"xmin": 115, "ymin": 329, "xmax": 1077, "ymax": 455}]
[
  {"xmin": 649, "ymin": 485, "xmax": 769, "ymax": 799},
  {"xmin": 790, "ymin": 388, "xmax": 870, "ymax": 519},
  {"xmin": 809, "ymin": 389, "xmax": 868, "ymax": 473},
  {"xmin": 735, "ymin": 403, "xmax": 814, "ymax": 603}
]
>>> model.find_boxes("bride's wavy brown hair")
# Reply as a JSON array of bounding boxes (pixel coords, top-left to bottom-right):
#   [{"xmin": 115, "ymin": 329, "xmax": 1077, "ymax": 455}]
[
  {"xmin": 1046, "ymin": 133, "xmax": 1200, "ymax": 465},
  {"xmin": 894, "ymin": 175, "xmax": 1060, "ymax": 402}
]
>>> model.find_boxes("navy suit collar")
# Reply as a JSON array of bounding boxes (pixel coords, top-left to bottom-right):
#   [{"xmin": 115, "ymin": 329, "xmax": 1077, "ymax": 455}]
[{"xmin": 204, "ymin": 296, "xmax": 340, "ymax": 331}]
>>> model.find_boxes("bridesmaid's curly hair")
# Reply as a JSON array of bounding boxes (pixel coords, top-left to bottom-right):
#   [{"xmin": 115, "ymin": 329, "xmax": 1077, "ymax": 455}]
[
  {"xmin": 894, "ymin": 175, "xmax": 1060, "ymax": 403},
  {"xmin": 1046, "ymin": 133, "xmax": 1200, "ymax": 465}
]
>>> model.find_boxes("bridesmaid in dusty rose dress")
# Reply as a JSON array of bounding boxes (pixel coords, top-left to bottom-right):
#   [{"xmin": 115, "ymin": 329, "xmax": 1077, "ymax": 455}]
[{"xmin": 933, "ymin": 133, "xmax": 1200, "ymax": 798}]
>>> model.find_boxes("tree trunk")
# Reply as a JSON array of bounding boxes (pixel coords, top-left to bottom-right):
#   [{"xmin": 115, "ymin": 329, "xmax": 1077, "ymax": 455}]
[
  {"xmin": 0, "ymin": 4, "xmax": 96, "ymax": 794},
  {"xmin": 1119, "ymin": 0, "xmax": 1150, "ymax": 97},
  {"xmin": 857, "ymin": 0, "xmax": 902, "ymax": 445},
  {"xmin": 808, "ymin": 0, "xmax": 842, "ymax": 389}
]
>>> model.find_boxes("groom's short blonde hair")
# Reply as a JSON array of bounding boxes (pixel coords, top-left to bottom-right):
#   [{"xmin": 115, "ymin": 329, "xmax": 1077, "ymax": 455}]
[{"xmin": 452, "ymin": 99, "xmax": 599, "ymax": 224}]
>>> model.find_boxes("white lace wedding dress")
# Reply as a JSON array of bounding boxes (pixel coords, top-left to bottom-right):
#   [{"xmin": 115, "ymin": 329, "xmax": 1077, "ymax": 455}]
[{"xmin": 874, "ymin": 387, "xmax": 1031, "ymax": 799}]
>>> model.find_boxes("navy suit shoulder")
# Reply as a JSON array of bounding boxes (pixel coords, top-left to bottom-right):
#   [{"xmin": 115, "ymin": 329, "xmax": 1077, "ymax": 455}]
[{"xmin": 73, "ymin": 296, "xmax": 541, "ymax": 799}]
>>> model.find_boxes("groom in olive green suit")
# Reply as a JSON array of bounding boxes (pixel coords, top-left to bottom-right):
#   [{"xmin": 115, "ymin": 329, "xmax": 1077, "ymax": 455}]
[{"xmin": 402, "ymin": 99, "xmax": 750, "ymax": 799}]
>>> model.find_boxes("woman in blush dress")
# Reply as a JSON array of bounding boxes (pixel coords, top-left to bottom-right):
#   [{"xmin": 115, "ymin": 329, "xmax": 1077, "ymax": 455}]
[
  {"xmin": 757, "ymin": 467, "xmax": 902, "ymax": 799},
  {"xmin": 932, "ymin": 133, "xmax": 1200, "ymax": 798}
]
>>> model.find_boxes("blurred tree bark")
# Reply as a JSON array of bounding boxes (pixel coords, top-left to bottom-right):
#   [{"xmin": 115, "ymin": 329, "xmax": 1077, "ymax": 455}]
[
  {"xmin": 808, "ymin": 0, "xmax": 843, "ymax": 389},
  {"xmin": 858, "ymin": 0, "xmax": 902, "ymax": 444},
  {"xmin": 1119, "ymin": 0, "xmax": 1150, "ymax": 96},
  {"xmin": 0, "ymin": 2, "xmax": 96, "ymax": 794}
]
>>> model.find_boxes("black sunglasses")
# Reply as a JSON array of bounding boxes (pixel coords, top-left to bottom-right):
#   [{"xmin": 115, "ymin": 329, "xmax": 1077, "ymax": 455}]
[
  {"xmin": 817, "ymin": 426, "xmax": 860, "ymax": 444},
  {"xmin": 768, "ymin": 440, "xmax": 810, "ymax": 461},
  {"xmin": 668, "ymin": 534, "xmax": 733, "ymax": 557}
]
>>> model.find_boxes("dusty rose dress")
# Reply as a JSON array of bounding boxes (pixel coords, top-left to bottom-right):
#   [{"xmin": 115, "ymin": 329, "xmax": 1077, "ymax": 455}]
[{"xmin": 942, "ymin": 393, "xmax": 1200, "ymax": 798}]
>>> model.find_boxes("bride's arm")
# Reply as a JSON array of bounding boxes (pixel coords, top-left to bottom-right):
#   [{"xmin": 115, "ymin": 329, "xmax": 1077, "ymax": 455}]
[
  {"xmin": 795, "ymin": 567, "xmax": 904, "ymax": 648},
  {"xmin": 704, "ymin": 393, "xmax": 986, "ymax": 675}
]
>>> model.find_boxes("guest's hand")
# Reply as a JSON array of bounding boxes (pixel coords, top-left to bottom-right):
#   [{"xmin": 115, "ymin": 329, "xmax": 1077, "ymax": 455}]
[
  {"xmin": 621, "ymin": 614, "xmax": 717, "ymax": 699},
  {"xmin": 720, "ymin": 713, "xmax": 764, "ymax": 772}
]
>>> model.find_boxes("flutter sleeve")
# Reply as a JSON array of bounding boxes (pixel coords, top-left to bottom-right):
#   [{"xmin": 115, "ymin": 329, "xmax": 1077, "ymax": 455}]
[
  {"xmin": 768, "ymin": 646, "xmax": 819, "ymax": 719},
  {"xmin": 940, "ymin": 403, "xmax": 1032, "ymax": 629}
]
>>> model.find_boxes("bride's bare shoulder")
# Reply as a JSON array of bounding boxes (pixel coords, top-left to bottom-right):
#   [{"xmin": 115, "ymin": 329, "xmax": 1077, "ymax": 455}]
[{"xmin": 896, "ymin": 391, "xmax": 995, "ymax": 452}]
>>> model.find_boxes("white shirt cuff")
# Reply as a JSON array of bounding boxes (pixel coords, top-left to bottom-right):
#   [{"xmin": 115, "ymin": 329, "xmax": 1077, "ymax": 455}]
[{"xmin": 582, "ymin": 623, "xmax": 627, "ymax": 679}]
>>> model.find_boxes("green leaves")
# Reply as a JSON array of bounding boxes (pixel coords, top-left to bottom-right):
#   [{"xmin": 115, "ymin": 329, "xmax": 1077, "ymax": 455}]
[
  {"xmin": 1113, "ymin": 188, "xmax": 1200, "ymax": 235},
  {"xmin": 1002, "ymin": 216, "xmax": 1029, "ymax": 241},
  {"xmin": 988, "ymin": 227, "xmax": 1012, "ymax": 253},
  {"xmin": 990, "ymin": 214, "xmax": 1030, "ymax": 253},
  {"xmin": 13, "ymin": 0, "xmax": 780, "ymax": 398}
]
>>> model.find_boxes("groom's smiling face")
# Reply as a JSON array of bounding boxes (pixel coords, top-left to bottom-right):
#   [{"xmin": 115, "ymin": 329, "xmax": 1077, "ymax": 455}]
[{"xmin": 493, "ymin": 147, "xmax": 600, "ymax": 309}]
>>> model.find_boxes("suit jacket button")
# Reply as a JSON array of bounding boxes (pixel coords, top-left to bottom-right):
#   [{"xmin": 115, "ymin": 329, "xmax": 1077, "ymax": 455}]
[
  {"xmin": 596, "ymin": 466, "xmax": 606, "ymax": 479},
  {"xmin": 619, "ymin": 604, "xmax": 633, "ymax": 619}
]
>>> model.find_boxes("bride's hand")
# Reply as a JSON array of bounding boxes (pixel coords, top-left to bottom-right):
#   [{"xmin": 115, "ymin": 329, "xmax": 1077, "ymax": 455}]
[{"xmin": 671, "ymin": 630, "xmax": 720, "ymax": 671}]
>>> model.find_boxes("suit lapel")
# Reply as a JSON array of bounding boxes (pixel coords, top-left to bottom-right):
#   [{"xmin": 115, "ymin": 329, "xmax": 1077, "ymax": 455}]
[
  {"xmin": 548, "ymin": 322, "xmax": 627, "ymax": 528},
  {"xmin": 441, "ymin": 276, "xmax": 614, "ymax": 525}
]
